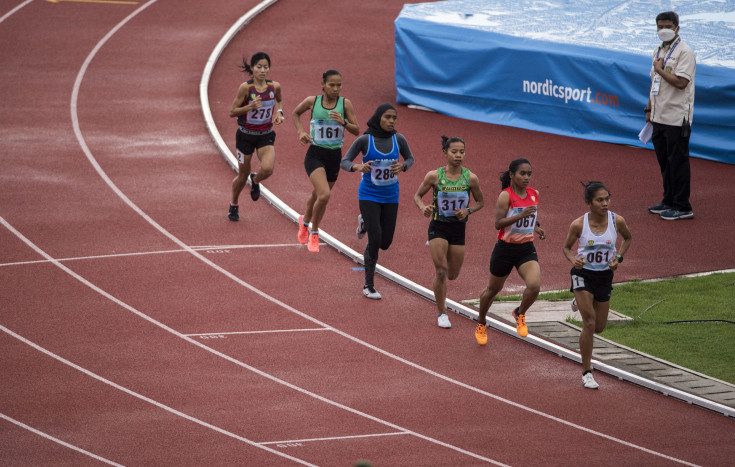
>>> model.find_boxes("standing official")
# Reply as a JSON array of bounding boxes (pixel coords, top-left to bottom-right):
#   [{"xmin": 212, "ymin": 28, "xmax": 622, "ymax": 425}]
[{"xmin": 645, "ymin": 11, "xmax": 696, "ymax": 221}]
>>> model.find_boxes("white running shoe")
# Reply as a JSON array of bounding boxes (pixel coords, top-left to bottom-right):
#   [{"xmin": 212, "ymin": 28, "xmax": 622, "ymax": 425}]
[
  {"xmin": 362, "ymin": 285, "xmax": 381, "ymax": 300},
  {"xmin": 571, "ymin": 298, "xmax": 578, "ymax": 312},
  {"xmin": 437, "ymin": 313, "xmax": 451, "ymax": 328},
  {"xmin": 582, "ymin": 372, "xmax": 599, "ymax": 389},
  {"xmin": 356, "ymin": 214, "xmax": 366, "ymax": 239}
]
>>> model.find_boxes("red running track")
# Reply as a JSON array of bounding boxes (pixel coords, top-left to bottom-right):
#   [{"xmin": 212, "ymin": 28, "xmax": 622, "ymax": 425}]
[{"xmin": 1, "ymin": 0, "xmax": 734, "ymax": 465}]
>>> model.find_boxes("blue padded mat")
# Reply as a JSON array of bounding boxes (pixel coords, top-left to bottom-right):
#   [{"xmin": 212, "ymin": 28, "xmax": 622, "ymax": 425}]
[{"xmin": 395, "ymin": 0, "xmax": 735, "ymax": 163}]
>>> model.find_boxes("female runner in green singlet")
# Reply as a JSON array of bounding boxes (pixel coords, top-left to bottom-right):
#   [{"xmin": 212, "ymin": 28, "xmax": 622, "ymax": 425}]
[
  {"xmin": 292, "ymin": 70, "xmax": 359, "ymax": 252},
  {"xmin": 414, "ymin": 136, "xmax": 484, "ymax": 329}
]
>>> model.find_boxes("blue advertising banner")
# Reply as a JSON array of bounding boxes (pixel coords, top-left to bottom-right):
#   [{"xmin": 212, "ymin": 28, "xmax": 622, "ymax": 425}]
[{"xmin": 394, "ymin": 1, "xmax": 735, "ymax": 164}]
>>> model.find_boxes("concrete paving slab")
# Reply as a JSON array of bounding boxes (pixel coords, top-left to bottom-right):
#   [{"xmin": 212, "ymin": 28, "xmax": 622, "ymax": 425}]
[
  {"xmin": 461, "ymin": 299, "xmax": 735, "ymax": 411},
  {"xmin": 462, "ymin": 298, "xmax": 632, "ymax": 323}
]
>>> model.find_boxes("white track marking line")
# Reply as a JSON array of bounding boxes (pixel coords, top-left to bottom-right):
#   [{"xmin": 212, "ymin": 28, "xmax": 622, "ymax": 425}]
[
  {"xmin": 190, "ymin": 244, "xmax": 300, "ymax": 249},
  {"xmin": 186, "ymin": 328, "xmax": 331, "ymax": 337},
  {"xmin": 0, "ymin": 327, "xmax": 316, "ymax": 467},
  {"xmin": 0, "ymin": 0, "xmax": 33, "ymax": 25},
  {"xmin": 0, "ymin": 217, "xmax": 506, "ymax": 465},
  {"xmin": 0, "ymin": 244, "xmax": 301, "ymax": 268},
  {"xmin": 1, "ymin": 217, "xmax": 696, "ymax": 467},
  {"xmin": 58, "ymin": 0, "xmax": 700, "ymax": 464},
  {"xmin": 260, "ymin": 431, "xmax": 410, "ymax": 446},
  {"xmin": 0, "ymin": 413, "xmax": 123, "ymax": 466},
  {"xmin": 60, "ymin": 5, "xmax": 504, "ymax": 462},
  {"xmin": 1, "ymin": 220, "xmax": 506, "ymax": 465}
]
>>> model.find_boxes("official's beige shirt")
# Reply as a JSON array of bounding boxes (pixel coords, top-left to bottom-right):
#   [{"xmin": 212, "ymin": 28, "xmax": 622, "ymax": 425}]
[{"xmin": 649, "ymin": 37, "xmax": 696, "ymax": 126}]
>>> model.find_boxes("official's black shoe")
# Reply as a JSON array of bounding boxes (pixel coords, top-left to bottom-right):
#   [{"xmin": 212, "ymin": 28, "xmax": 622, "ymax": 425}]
[
  {"xmin": 648, "ymin": 202, "xmax": 670, "ymax": 214},
  {"xmin": 660, "ymin": 209, "xmax": 694, "ymax": 220}
]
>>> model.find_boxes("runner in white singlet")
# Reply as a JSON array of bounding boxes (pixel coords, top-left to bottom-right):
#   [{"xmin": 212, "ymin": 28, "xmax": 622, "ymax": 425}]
[{"xmin": 563, "ymin": 181, "xmax": 632, "ymax": 389}]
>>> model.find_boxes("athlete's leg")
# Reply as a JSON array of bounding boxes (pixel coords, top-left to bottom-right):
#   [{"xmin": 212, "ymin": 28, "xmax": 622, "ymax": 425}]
[
  {"xmin": 303, "ymin": 189, "xmax": 316, "ymax": 224},
  {"xmin": 574, "ymin": 289, "xmax": 597, "ymax": 372},
  {"xmin": 378, "ymin": 202, "xmax": 399, "ymax": 250},
  {"xmin": 302, "ymin": 155, "xmax": 318, "ymax": 224},
  {"xmin": 308, "ymin": 167, "xmax": 335, "ymax": 232},
  {"xmin": 359, "ymin": 200, "xmax": 382, "ymax": 288},
  {"xmin": 429, "ymin": 238, "xmax": 450, "ymax": 315},
  {"xmin": 252, "ymin": 144, "xmax": 275, "ymax": 184},
  {"xmin": 478, "ymin": 273, "xmax": 508, "ymax": 325},
  {"xmin": 516, "ymin": 260, "xmax": 541, "ymax": 315},
  {"xmin": 593, "ymin": 300, "xmax": 610, "ymax": 334},
  {"xmin": 446, "ymin": 244, "xmax": 466, "ymax": 281},
  {"xmin": 232, "ymin": 155, "xmax": 252, "ymax": 204}
]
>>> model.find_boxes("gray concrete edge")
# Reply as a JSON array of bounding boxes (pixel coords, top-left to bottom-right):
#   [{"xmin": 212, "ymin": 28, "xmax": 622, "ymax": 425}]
[{"xmin": 198, "ymin": 1, "xmax": 735, "ymax": 419}]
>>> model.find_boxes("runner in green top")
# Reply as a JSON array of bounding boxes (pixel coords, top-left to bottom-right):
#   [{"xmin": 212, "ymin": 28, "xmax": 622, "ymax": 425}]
[
  {"xmin": 309, "ymin": 94, "xmax": 345, "ymax": 150},
  {"xmin": 433, "ymin": 166, "xmax": 472, "ymax": 223},
  {"xmin": 414, "ymin": 136, "xmax": 484, "ymax": 329},
  {"xmin": 292, "ymin": 70, "xmax": 359, "ymax": 253}
]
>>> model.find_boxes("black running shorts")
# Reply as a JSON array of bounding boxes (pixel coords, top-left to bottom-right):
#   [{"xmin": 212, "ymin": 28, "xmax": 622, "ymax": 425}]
[
  {"xmin": 427, "ymin": 220, "xmax": 466, "ymax": 245},
  {"xmin": 304, "ymin": 144, "xmax": 342, "ymax": 182},
  {"xmin": 236, "ymin": 129, "xmax": 276, "ymax": 163},
  {"xmin": 489, "ymin": 240, "xmax": 538, "ymax": 277},
  {"xmin": 570, "ymin": 267, "xmax": 614, "ymax": 303}
]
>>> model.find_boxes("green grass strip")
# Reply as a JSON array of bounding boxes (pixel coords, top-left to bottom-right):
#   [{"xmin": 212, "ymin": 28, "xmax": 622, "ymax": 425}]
[{"xmin": 498, "ymin": 272, "xmax": 735, "ymax": 384}]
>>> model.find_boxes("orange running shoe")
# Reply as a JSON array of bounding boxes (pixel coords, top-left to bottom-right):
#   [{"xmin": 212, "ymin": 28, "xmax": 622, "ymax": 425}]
[
  {"xmin": 307, "ymin": 232, "xmax": 320, "ymax": 253},
  {"xmin": 512, "ymin": 307, "xmax": 528, "ymax": 338},
  {"xmin": 475, "ymin": 323, "xmax": 487, "ymax": 345},
  {"xmin": 297, "ymin": 216, "xmax": 309, "ymax": 245}
]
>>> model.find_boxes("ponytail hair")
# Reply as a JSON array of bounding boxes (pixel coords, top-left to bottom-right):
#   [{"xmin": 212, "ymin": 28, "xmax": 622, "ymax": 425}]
[
  {"xmin": 441, "ymin": 135, "xmax": 465, "ymax": 152},
  {"xmin": 240, "ymin": 51, "xmax": 271, "ymax": 75},
  {"xmin": 500, "ymin": 158, "xmax": 531, "ymax": 189},
  {"xmin": 322, "ymin": 69, "xmax": 341, "ymax": 82},
  {"xmin": 581, "ymin": 181, "xmax": 610, "ymax": 203}
]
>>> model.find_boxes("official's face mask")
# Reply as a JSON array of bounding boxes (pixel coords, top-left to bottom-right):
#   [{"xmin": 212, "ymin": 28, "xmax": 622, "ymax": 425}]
[{"xmin": 657, "ymin": 28, "xmax": 676, "ymax": 42}]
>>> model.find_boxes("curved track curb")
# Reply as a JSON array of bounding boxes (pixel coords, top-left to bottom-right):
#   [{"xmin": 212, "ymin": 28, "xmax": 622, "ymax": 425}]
[{"xmin": 198, "ymin": 0, "xmax": 735, "ymax": 419}]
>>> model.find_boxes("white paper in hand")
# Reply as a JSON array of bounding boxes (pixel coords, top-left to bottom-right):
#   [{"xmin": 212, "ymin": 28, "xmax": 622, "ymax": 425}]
[{"xmin": 639, "ymin": 122, "xmax": 653, "ymax": 144}]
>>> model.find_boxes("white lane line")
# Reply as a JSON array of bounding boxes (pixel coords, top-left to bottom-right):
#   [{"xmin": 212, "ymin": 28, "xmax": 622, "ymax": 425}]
[
  {"xmin": 1, "ymin": 215, "xmax": 697, "ymax": 467},
  {"xmin": 259, "ymin": 431, "xmax": 410, "ymax": 446},
  {"xmin": 186, "ymin": 328, "xmax": 331, "ymax": 337},
  {"xmin": 190, "ymin": 244, "xmax": 301, "ymax": 250},
  {"xmin": 60, "ymin": 4, "xmax": 504, "ymax": 462},
  {"xmin": 0, "ymin": 413, "xmax": 123, "ymax": 466},
  {"xmin": 0, "ymin": 0, "xmax": 33, "ymax": 25},
  {"xmin": 61, "ymin": 0, "xmax": 701, "ymax": 464},
  {"xmin": 0, "ymin": 326, "xmax": 316, "ymax": 466},
  {"xmin": 0, "ymin": 244, "xmax": 302, "ymax": 268},
  {"xmin": 0, "ymin": 215, "xmax": 506, "ymax": 466}
]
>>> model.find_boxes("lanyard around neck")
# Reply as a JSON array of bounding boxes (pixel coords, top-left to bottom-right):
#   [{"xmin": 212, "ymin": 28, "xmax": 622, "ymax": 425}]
[{"xmin": 656, "ymin": 36, "xmax": 681, "ymax": 68}]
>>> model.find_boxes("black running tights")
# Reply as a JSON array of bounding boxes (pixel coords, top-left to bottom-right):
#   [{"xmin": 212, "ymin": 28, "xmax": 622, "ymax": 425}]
[{"xmin": 359, "ymin": 200, "xmax": 399, "ymax": 287}]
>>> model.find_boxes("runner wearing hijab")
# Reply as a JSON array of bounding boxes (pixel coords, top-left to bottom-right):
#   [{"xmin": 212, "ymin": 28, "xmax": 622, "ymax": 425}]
[{"xmin": 341, "ymin": 103, "xmax": 414, "ymax": 299}]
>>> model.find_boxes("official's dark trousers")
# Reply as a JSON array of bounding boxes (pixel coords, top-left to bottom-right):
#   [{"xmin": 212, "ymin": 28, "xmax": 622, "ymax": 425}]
[{"xmin": 651, "ymin": 122, "xmax": 692, "ymax": 212}]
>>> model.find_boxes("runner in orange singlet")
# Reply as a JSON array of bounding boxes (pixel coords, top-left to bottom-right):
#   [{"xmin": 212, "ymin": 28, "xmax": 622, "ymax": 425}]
[{"xmin": 475, "ymin": 158, "xmax": 545, "ymax": 344}]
